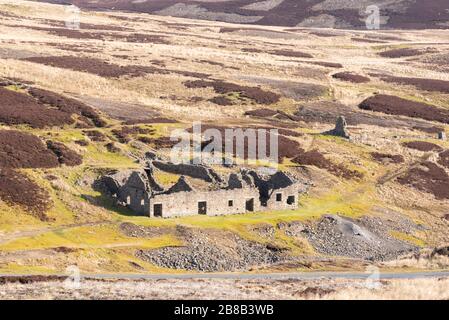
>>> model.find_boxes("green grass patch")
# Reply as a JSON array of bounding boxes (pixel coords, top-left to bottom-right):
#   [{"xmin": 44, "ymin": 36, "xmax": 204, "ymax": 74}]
[
  {"xmin": 0, "ymin": 224, "xmax": 181, "ymax": 251},
  {"xmin": 390, "ymin": 230, "xmax": 426, "ymax": 247},
  {"xmin": 0, "ymin": 263, "xmax": 58, "ymax": 275}
]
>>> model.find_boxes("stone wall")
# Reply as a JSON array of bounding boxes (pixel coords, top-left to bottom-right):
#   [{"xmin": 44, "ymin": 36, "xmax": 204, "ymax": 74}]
[
  {"xmin": 117, "ymin": 187, "xmax": 150, "ymax": 215},
  {"xmin": 102, "ymin": 170, "xmax": 151, "ymax": 215},
  {"xmin": 152, "ymin": 161, "xmax": 221, "ymax": 183},
  {"xmin": 264, "ymin": 184, "xmax": 299, "ymax": 211},
  {"xmin": 147, "ymin": 184, "xmax": 300, "ymax": 218},
  {"xmin": 149, "ymin": 187, "xmax": 261, "ymax": 218}
]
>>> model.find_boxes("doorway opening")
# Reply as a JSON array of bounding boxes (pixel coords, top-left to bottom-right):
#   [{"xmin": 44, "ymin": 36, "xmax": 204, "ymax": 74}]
[
  {"xmin": 198, "ymin": 201, "xmax": 207, "ymax": 215},
  {"xmin": 245, "ymin": 198, "xmax": 254, "ymax": 212},
  {"xmin": 153, "ymin": 204, "xmax": 163, "ymax": 217}
]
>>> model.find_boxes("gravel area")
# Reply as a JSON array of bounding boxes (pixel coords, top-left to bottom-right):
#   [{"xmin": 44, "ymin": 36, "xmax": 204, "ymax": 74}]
[
  {"xmin": 119, "ymin": 222, "xmax": 173, "ymax": 238},
  {"xmin": 136, "ymin": 226, "xmax": 289, "ymax": 272},
  {"xmin": 303, "ymin": 215, "xmax": 418, "ymax": 261}
]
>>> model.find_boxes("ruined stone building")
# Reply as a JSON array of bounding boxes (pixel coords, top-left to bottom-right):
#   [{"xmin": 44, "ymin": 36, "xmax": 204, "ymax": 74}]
[{"xmin": 102, "ymin": 161, "xmax": 306, "ymax": 218}]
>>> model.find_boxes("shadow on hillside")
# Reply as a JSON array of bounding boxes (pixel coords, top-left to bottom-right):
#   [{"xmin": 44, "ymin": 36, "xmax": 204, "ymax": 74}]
[{"xmin": 81, "ymin": 193, "xmax": 140, "ymax": 217}]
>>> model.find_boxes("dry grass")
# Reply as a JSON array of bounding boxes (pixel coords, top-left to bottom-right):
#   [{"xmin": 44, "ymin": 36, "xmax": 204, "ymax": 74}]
[
  {"xmin": 323, "ymin": 278, "xmax": 449, "ymax": 300},
  {"xmin": 0, "ymin": 277, "xmax": 447, "ymax": 300}
]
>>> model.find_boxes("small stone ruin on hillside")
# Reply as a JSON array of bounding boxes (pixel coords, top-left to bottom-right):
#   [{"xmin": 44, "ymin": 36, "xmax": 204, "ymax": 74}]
[
  {"xmin": 101, "ymin": 160, "xmax": 307, "ymax": 218},
  {"xmin": 324, "ymin": 116, "xmax": 351, "ymax": 139}
]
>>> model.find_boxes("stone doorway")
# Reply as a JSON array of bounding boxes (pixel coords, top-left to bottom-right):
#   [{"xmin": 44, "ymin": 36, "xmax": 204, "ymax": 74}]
[
  {"xmin": 154, "ymin": 204, "xmax": 163, "ymax": 217},
  {"xmin": 198, "ymin": 201, "xmax": 207, "ymax": 215},
  {"xmin": 246, "ymin": 198, "xmax": 254, "ymax": 212}
]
